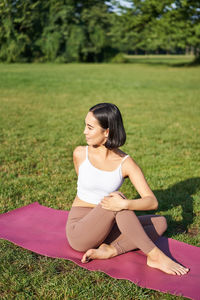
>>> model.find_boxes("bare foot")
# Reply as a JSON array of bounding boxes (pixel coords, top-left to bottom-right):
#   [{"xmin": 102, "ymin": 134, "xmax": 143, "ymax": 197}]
[
  {"xmin": 81, "ymin": 243, "xmax": 117, "ymax": 263},
  {"xmin": 147, "ymin": 246, "xmax": 190, "ymax": 275}
]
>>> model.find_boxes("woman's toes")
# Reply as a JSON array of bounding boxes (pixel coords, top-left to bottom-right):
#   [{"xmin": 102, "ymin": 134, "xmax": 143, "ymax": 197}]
[
  {"xmin": 81, "ymin": 250, "xmax": 93, "ymax": 263},
  {"xmin": 175, "ymin": 269, "xmax": 182, "ymax": 276},
  {"xmin": 81, "ymin": 255, "xmax": 90, "ymax": 263},
  {"xmin": 181, "ymin": 267, "xmax": 189, "ymax": 275},
  {"xmin": 81, "ymin": 254, "xmax": 87, "ymax": 263},
  {"xmin": 174, "ymin": 265, "xmax": 189, "ymax": 276}
]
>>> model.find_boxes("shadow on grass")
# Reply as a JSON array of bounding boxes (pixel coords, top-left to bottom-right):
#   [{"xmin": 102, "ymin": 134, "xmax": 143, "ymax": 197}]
[
  {"xmin": 137, "ymin": 177, "xmax": 200, "ymax": 237},
  {"xmin": 154, "ymin": 177, "xmax": 200, "ymax": 236},
  {"xmin": 126, "ymin": 58, "xmax": 200, "ymax": 68}
]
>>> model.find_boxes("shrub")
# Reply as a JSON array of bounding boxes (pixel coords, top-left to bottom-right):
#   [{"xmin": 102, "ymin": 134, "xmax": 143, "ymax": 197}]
[{"xmin": 110, "ymin": 53, "xmax": 128, "ymax": 63}]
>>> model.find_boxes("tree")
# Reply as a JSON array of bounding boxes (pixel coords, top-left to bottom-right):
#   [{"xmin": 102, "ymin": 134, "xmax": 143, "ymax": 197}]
[
  {"xmin": 0, "ymin": 0, "xmax": 49, "ymax": 62},
  {"xmin": 0, "ymin": 0, "xmax": 114, "ymax": 62},
  {"xmin": 110, "ymin": 0, "xmax": 200, "ymax": 60},
  {"xmin": 0, "ymin": 0, "xmax": 199, "ymax": 62}
]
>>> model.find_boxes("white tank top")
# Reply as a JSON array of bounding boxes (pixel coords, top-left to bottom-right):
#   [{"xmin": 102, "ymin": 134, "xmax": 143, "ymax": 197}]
[{"xmin": 77, "ymin": 146, "xmax": 129, "ymax": 205}]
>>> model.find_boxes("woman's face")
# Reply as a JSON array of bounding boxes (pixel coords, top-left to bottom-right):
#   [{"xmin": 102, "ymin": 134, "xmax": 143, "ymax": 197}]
[{"xmin": 83, "ymin": 112, "xmax": 109, "ymax": 146}]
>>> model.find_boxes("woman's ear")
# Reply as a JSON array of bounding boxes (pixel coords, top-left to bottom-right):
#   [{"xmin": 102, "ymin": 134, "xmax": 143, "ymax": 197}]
[{"xmin": 105, "ymin": 128, "xmax": 109, "ymax": 138}]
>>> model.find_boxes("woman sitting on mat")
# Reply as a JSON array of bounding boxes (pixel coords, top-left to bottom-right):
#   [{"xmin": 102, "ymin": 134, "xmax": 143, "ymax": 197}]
[{"xmin": 66, "ymin": 103, "xmax": 189, "ymax": 276}]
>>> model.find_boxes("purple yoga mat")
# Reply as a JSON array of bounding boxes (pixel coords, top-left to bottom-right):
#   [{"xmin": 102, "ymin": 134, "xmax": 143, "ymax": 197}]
[{"xmin": 0, "ymin": 202, "xmax": 199, "ymax": 300}]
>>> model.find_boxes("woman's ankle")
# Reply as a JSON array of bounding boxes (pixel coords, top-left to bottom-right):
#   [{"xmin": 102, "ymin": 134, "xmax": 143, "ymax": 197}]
[
  {"xmin": 147, "ymin": 246, "xmax": 161, "ymax": 260},
  {"xmin": 101, "ymin": 243, "xmax": 118, "ymax": 257},
  {"xmin": 109, "ymin": 244, "xmax": 118, "ymax": 257}
]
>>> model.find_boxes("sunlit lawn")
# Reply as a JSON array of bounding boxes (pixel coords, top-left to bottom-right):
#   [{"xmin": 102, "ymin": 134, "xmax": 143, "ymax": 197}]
[{"xmin": 0, "ymin": 56, "xmax": 200, "ymax": 299}]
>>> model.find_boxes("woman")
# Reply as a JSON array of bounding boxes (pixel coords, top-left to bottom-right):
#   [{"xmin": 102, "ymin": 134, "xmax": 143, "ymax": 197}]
[{"xmin": 66, "ymin": 103, "xmax": 189, "ymax": 276}]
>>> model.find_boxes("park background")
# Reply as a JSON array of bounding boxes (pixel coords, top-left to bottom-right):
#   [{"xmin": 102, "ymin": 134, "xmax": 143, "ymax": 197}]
[
  {"xmin": 0, "ymin": 0, "xmax": 200, "ymax": 299},
  {"xmin": 0, "ymin": 0, "xmax": 200, "ymax": 63}
]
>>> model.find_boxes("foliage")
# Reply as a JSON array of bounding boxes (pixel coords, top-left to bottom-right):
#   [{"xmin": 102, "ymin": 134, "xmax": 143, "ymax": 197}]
[
  {"xmin": 0, "ymin": 0, "xmax": 199, "ymax": 62},
  {"xmin": 111, "ymin": 0, "xmax": 200, "ymax": 58},
  {"xmin": 0, "ymin": 0, "xmax": 112, "ymax": 62},
  {"xmin": 110, "ymin": 52, "xmax": 129, "ymax": 63}
]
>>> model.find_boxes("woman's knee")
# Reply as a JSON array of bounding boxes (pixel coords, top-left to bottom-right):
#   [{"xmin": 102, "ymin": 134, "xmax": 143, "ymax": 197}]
[
  {"xmin": 68, "ymin": 241, "xmax": 88, "ymax": 252},
  {"xmin": 66, "ymin": 233, "xmax": 89, "ymax": 252},
  {"xmin": 66, "ymin": 228, "xmax": 101, "ymax": 252},
  {"xmin": 116, "ymin": 208, "xmax": 136, "ymax": 217}
]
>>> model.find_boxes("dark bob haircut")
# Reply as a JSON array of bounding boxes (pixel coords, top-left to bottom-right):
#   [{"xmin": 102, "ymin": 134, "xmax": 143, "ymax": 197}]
[{"xmin": 89, "ymin": 103, "xmax": 126, "ymax": 150}]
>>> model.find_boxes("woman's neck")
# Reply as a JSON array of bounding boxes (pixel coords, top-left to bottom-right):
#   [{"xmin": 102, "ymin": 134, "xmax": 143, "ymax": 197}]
[{"xmin": 89, "ymin": 145, "xmax": 117, "ymax": 159}]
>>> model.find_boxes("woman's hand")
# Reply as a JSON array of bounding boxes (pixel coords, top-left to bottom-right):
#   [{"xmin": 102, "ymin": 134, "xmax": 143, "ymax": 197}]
[{"xmin": 100, "ymin": 191, "xmax": 128, "ymax": 212}]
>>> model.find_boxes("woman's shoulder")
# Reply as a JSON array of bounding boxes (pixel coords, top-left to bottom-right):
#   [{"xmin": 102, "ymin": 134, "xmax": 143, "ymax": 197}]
[
  {"xmin": 114, "ymin": 148, "xmax": 129, "ymax": 159},
  {"xmin": 116, "ymin": 150, "xmax": 139, "ymax": 178},
  {"xmin": 73, "ymin": 145, "xmax": 86, "ymax": 160},
  {"xmin": 117, "ymin": 149, "xmax": 138, "ymax": 166}
]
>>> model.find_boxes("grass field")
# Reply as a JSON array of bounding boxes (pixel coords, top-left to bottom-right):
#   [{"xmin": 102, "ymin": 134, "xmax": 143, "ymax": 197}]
[{"xmin": 0, "ymin": 56, "xmax": 200, "ymax": 299}]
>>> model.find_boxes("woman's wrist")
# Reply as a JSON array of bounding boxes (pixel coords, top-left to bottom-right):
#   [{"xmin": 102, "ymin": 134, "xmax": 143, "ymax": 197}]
[
  {"xmin": 124, "ymin": 199, "xmax": 132, "ymax": 210},
  {"xmin": 124, "ymin": 197, "xmax": 158, "ymax": 211}
]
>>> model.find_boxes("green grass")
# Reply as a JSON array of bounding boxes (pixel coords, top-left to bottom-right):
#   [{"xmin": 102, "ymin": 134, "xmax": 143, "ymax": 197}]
[{"xmin": 0, "ymin": 56, "xmax": 200, "ymax": 299}]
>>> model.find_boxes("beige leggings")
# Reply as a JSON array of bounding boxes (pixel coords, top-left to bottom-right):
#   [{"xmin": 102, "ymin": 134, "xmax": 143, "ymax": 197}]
[{"xmin": 66, "ymin": 203, "xmax": 167, "ymax": 255}]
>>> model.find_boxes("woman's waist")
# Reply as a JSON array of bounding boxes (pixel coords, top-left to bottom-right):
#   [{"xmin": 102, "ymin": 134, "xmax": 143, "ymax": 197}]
[{"xmin": 72, "ymin": 195, "xmax": 97, "ymax": 208}]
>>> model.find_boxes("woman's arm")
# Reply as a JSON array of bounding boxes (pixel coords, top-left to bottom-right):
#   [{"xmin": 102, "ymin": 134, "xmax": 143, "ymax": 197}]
[
  {"xmin": 101, "ymin": 156, "xmax": 158, "ymax": 212},
  {"xmin": 123, "ymin": 156, "xmax": 158, "ymax": 211},
  {"xmin": 125, "ymin": 196, "xmax": 158, "ymax": 211},
  {"xmin": 73, "ymin": 146, "xmax": 85, "ymax": 176}
]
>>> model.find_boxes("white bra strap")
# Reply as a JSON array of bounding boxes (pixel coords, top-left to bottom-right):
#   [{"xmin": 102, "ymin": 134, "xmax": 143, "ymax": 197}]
[
  {"xmin": 86, "ymin": 145, "xmax": 88, "ymax": 160},
  {"xmin": 121, "ymin": 155, "xmax": 129, "ymax": 163}
]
